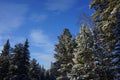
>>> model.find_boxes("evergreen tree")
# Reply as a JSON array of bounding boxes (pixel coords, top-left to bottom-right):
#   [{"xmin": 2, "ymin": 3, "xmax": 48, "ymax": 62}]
[
  {"xmin": 11, "ymin": 43, "xmax": 24, "ymax": 80},
  {"xmin": 90, "ymin": 0, "xmax": 120, "ymax": 51},
  {"xmin": 45, "ymin": 70, "xmax": 50, "ymax": 80},
  {"xmin": 40, "ymin": 66, "xmax": 46, "ymax": 80},
  {"xmin": 23, "ymin": 39, "xmax": 30, "ymax": 78},
  {"xmin": 0, "ymin": 40, "xmax": 10, "ymax": 80},
  {"xmin": 110, "ymin": 41, "xmax": 120, "ymax": 80},
  {"xmin": 50, "ymin": 61, "xmax": 61, "ymax": 80},
  {"xmin": 90, "ymin": 0, "xmax": 120, "ymax": 79},
  {"xmin": 0, "ymin": 39, "xmax": 52, "ymax": 80},
  {"xmin": 54, "ymin": 28, "xmax": 75, "ymax": 80},
  {"xmin": 9, "ymin": 42, "xmax": 30, "ymax": 80},
  {"xmin": 1, "ymin": 40, "xmax": 10, "ymax": 56},
  {"xmin": 70, "ymin": 25, "xmax": 95, "ymax": 80},
  {"xmin": 92, "ymin": 26, "xmax": 113, "ymax": 80},
  {"xmin": 29, "ymin": 59, "xmax": 41, "ymax": 80}
]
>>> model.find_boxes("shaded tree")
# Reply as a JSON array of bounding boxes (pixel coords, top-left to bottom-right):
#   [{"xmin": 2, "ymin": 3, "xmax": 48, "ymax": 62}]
[
  {"xmin": 29, "ymin": 59, "xmax": 41, "ymax": 80},
  {"xmin": 9, "ymin": 41, "xmax": 30, "ymax": 80},
  {"xmin": 109, "ymin": 41, "xmax": 120, "ymax": 80},
  {"xmin": 0, "ymin": 40, "xmax": 10, "ymax": 80},
  {"xmin": 90, "ymin": 0, "xmax": 120, "ymax": 79}
]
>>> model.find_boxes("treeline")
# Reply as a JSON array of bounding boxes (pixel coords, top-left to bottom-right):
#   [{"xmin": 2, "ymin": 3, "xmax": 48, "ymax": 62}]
[
  {"xmin": 51, "ymin": 0, "xmax": 120, "ymax": 80},
  {"xmin": 0, "ymin": 39, "xmax": 52, "ymax": 80}
]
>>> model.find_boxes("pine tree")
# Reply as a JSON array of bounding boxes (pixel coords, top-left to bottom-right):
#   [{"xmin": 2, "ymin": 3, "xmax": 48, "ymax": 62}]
[
  {"xmin": 0, "ymin": 40, "xmax": 10, "ymax": 80},
  {"xmin": 54, "ymin": 28, "xmax": 75, "ymax": 80},
  {"xmin": 29, "ymin": 59, "xmax": 41, "ymax": 80},
  {"xmin": 109, "ymin": 41, "xmax": 120, "ymax": 80},
  {"xmin": 1, "ymin": 40, "xmax": 10, "ymax": 56},
  {"xmin": 11, "ymin": 43, "xmax": 24, "ymax": 80},
  {"xmin": 50, "ymin": 61, "xmax": 60, "ymax": 80},
  {"xmin": 90, "ymin": 0, "xmax": 120, "ymax": 79},
  {"xmin": 90, "ymin": 0, "xmax": 120, "ymax": 51},
  {"xmin": 9, "ymin": 42, "xmax": 30, "ymax": 80},
  {"xmin": 45, "ymin": 70, "xmax": 50, "ymax": 80},
  {"xmin": 23, "ymin": 39, "xmax": 30, "ymax": 78},
  {"xmin": 40, "ymin": 66, "xmax": 46, "ymax": 80},
  {"xmin": 70, "ymin": 24, "xmax": 95, "ymax": 80}
]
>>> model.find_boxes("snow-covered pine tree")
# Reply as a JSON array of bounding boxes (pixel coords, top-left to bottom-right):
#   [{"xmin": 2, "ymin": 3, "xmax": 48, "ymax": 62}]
[
  {"xmin": 90, "ymin": 0, "xmax": 120, "ymax": 79},
  {"xmin": 90, "ymin": 0, "xmax": 120, "ymax": 51},
  {"xmin": 70, "ymin": 24, "xmax": 95, "ymax": 80},
  {"xmin": 54, "ymin": 28, "xmax": 75, "ymax": 80},
  {"xmin": 110, "ymin": 41, "xmax": 120, "ymax": 80},
  {"xmin": 92, "ymin": 27, "xmax": 111, "ymax": 80}
]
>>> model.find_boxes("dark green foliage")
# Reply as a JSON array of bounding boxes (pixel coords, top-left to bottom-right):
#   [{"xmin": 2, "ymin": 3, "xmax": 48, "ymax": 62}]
[
  {"xmin": 50, "ymin": 61, "xmax": 61, "ymax": 80},
  {"xmin": 9, "ymin": 43, "xmax": 30, "ymax": 80},
  {"xmin": 109, "ymin": 41, "xmax": 120, "ymax": 80},
  {"xmin": 29, "ymin": 59, "xmax": 41, "ymax": 80},
  {"xmin": 1, "ymin": 39, "xmax": 10, "ymax": 56},
  {"xmin": 90, "ymin": 0, "xmax": 120, "ymax": 80},
  {"xmin": 0, "ymin": 40, "xmax": 10, "ymax": 80},
  {"xmin": 0, "ymin": 40, "xmax": 50, "ymax": 80}
]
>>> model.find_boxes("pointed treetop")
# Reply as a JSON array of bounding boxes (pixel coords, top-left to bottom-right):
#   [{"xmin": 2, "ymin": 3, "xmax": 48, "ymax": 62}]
[
  {"xmin": 80, "ymin": 24, "xmax": 92, "ymax": 34},
  {"xmin": 1, "ymin": 39, "xmax": 10, "ymax": 56},
  {"xmin": 4, "ymin": 39, "xmax": 10, "ymax": 49},
  {"xmin": 24, "ymin": 39, "xmax": 29, "ymax": 48},
  {"xmin": 63, "ymin": 28, "xmax": 72, "ymax": 38}
]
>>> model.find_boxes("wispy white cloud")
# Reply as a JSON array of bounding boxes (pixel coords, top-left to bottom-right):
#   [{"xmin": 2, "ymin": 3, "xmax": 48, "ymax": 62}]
[
  {"xmin": 31, "ymin": 52, "xmax": 55, "ymax": 69},
  {"xmin": 0, "ymin": 3, "xmax": 28, "ymax": 34},
  {"xmin": 32, "ymin": 53, "xmax": 54, "ymax": 61},
  {"xmin": 45, "ymin": 0, "xmax": 77, "ymax": 12},
  {"xmin": 29, "ymin": 29, "xmax": 54, "ymax": 52},
  {"xmin": 29, "ymin": 14, "xmax": 47, "ymax": 23},
  {"xmin": 29, "ymin": 29, "xmax": 55, "ymax": 69}
]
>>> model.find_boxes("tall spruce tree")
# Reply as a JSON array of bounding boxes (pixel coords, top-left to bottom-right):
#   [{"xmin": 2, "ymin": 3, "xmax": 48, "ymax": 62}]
[
  {"xmin": 0, "ymin": 40, "xmax": 10, "ymax": 80},
  {"xmin": 110, "ymin": 41, "xmax": 120, "ymax": 80},
  {"xmin": 54, "ymin": 28, "xmax": 75, "ymax": 80},
  {"xmin": 92, "ymin": 27, "xmax": 111, "ymax": 80},
  {"xmin": 23, "ymin": 39, "xmax": 30, "ymax": 78},
  {"xmin": 9, "ymin": 42, "xmax": 30, "ymax": 80},
  {"xmin": 29, "ymin": 59, "xmax": 41, "ymax": 80},
  {"xmin": 44, "ymin": 69, "xmax": 50, "ymax": 80},
  {"xmin": 90, "ymin": 0, "xmax": 120, "ymax": 51},
  {"xmin": 90, "ymin": 0, "xmax": 120, "ymax": 79},
  {"xmin": 50, "ymin": 61, "xmax": 60, "ymax": 80},
  {"xmin": 11, "ymin": 43, "xmax": 24, "ymax": 80},
  {"xmin": 70, "ymin": 24, "xmax": 95, "ymax": 80}
]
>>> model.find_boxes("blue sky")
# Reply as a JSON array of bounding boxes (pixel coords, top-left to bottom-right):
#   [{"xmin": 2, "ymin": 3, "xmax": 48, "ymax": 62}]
[{"xmin": 0, "ymin": 0, "xmax": 92, "ymax": 69}]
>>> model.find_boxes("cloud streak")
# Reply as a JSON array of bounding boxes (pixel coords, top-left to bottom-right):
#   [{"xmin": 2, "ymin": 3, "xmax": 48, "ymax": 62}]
[
  {"xmin": 29, "ymin": 14, "xmax": 48, "ymax": 23},
  {"xmin": 45, "ymin": 0, "xmax": 77, "ymax": 12},
  {"xmin": 29, "ymin": 29, "xmax": 54, "ymax": 52},
  {"xmin": 32, "ymin": 53, "xmax": 54, "ymax": 61},
  {"xmin": 0, "ymin": 3, "xmax": 28, "ymax": 34}
]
